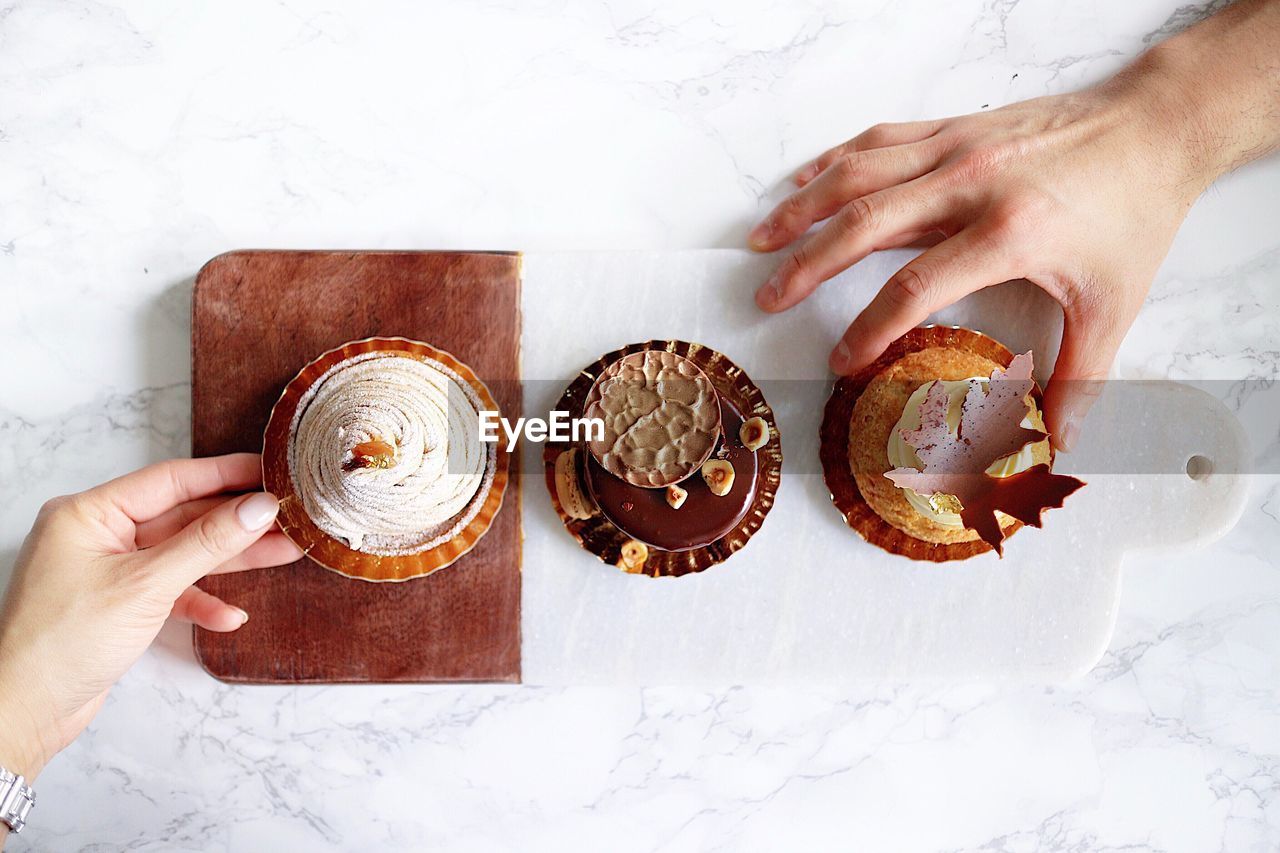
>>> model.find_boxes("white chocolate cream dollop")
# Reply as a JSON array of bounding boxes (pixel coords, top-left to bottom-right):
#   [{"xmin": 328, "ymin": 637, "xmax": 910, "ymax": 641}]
[
  {"xmin": 288, "ymin": 350, "xmax": 495, "ymax": 555},
  {"xmin": 886, "ymin": 377, "xmax": 1048, "ymax": 528}
]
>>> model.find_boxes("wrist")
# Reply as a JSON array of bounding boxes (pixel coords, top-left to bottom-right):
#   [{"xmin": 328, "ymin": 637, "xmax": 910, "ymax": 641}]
[
  {"xmin": 0, "ymin": 666, "xmax": 56, "ymax": 782},
  {"xmin": 0, "ymin": 698, "xmax": 51, "ymax": 782},
  {"xmin": 1104, "ymin": 44, "xmax": 1226, "ymax": 200},
  {"xmin": 1108, "ymin": 0, "xmax": 1280, "ymax": 195}
]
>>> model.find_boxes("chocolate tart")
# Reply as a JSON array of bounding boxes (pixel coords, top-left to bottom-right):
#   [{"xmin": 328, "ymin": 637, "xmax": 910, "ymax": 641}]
[
  {"xmin": 820, "ymin": 326, "xmax": 1053, "ymax": 562},
  {"xmin": 544, "ymin": 340, "xmax": 781, "ymax": 577},
  {"xmin": 263, "ymin": 336, "xmax": 509, "ymax": 582}
]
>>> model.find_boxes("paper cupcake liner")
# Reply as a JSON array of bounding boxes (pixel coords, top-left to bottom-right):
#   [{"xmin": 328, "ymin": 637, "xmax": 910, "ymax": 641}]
[
  {"xmin": 820, "ymin": 325, "xmax": 1053, "ymax": 563},
  {"xmin": 263, "ymin": 336, "xmax": 510, "ymax": 582},
  {"xmin": 544, "ymin": 340, "xmax": 782, "ymax": 578}
]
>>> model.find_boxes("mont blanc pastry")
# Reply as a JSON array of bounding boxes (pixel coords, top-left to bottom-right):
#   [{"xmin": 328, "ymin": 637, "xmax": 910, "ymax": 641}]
[{"xmin": 263, "ymin": 337, "xmax": 506, "ymax": 582}]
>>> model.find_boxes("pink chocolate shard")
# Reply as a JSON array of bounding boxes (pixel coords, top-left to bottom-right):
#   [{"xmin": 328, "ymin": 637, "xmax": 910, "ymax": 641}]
[{"xmin": 885, "ymin": 351, "xmax": 1085, "ymax": 555}]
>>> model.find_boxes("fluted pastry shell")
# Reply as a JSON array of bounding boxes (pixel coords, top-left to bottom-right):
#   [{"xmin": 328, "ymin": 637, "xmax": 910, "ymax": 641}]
[
  {"xmin": 544, "ymin": 340, "xmax": 781, "ymax": 578},
  {"xmin": 263, "ymin": 336, "xmax": 509, "ymax": 582}
]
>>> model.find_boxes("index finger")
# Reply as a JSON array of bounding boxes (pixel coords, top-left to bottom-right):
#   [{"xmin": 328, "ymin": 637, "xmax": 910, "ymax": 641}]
[
  {"xmin": 82, "ymin": 453, "xmax": 263, "ymax": 525},
  {"xmin": 755, "ymin": 176, "xmax": 955, "ymax": 314}
]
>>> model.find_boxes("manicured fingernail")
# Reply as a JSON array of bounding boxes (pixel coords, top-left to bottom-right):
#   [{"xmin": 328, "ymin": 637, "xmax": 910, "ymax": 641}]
[
  {"xmin": 236, "ymin": 492, "xmax": 279, "ymax": 531},
  {"xmin": 748, "ymin": 219, "xmax": 774, "ymax": 250},
  {"xmin": 234, "ymin": 607, "xmax": 250, "ymax": 625},
  {"xmin": 1056, "ymin": 418, "xmax": 1080, "ymax": 453},
  {"xmin": 797, "ymin": 163, "xmax": 819, "ymax": 184},
  {"xmin": 829, "ymin": 340, "xmax": 853, "ymax": 374},
  {"xmin": 755, "ymin": 272, "xmax": 783, "ymax": 309}
]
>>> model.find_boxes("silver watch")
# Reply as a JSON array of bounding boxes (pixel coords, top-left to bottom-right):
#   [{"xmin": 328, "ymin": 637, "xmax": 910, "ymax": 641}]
[{"xmin": 0, "ymin": 767, "xmax": 34, "ymax": 834}]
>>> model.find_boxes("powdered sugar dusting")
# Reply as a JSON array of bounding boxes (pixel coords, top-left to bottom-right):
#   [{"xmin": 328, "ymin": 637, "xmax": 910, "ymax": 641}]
[{"xmin": 287, "ymin": 350, "xmax": 496, "ymax": 556}]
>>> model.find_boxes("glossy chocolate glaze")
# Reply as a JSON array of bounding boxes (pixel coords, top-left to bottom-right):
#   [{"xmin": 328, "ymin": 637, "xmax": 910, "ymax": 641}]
[{"xmin": 586, "ymin": 395, "xmax": 759, "ymax": 551}]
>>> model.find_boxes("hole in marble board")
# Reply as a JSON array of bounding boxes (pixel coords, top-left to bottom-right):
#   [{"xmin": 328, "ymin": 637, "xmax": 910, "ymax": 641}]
[{"xmin": 1185, "ymin": 454, "xmax": 1213, "ymax": 481}]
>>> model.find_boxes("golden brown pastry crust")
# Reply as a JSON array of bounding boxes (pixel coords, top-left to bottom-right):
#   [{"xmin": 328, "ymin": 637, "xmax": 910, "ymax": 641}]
[
  {"xmin": 820, "ymin": 326, "xmax": 1055, "ymax": 562},
  {"xmin": 851, "ymin": 347, "xmax": 1004, "ymax": 545}
]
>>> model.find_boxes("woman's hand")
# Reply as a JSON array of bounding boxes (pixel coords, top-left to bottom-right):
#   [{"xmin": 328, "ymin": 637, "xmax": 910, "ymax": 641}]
[
  {"xmin": 748, "ymin": 0, "xmax": 1280, "ymax": 450},
  {"xmin": 0, "ymin": 454, "xmax": 301, "ymax": 783}
]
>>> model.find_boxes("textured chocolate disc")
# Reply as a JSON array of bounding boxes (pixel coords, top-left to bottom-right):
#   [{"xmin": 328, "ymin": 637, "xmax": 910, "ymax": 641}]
[
  {"xmin": 586, "ymin": 395, "xmax": 757, "ymax": 552},
  {"xmin": 820, "ymin": 326, "xmax": 1051, "ymax": 563},
  {"xmin": 583, "ymin": 350, "xmax": 721, "ymax": 489},
  {"xmin": 545, "ymin": 340, "xmax": 781, "ymax": 578}
]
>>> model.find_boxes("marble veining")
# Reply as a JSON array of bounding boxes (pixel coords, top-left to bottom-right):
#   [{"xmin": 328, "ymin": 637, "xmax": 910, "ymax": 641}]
[{"xmin": 2, "ymin": 0, "xmax": 1278, "ymax": 850}]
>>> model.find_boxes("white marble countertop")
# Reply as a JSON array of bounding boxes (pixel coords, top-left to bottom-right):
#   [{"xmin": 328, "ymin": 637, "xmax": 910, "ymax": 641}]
[{"xmin": 3, "ymin": 1, "xmax": 1279, "ymax": 849}]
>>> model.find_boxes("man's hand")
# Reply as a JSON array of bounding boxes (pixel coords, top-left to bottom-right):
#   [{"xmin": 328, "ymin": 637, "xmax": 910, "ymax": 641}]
[
  {"xmin": 0, "ymin": 454, "xmax": 302, "ymax": 785},
  {"xmin": 749, "ymin": 0, "xmax": 1280, "ymax": 450}
]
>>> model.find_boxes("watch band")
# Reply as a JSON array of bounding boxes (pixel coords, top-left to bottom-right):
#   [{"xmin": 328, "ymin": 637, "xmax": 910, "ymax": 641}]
[{"xmin": 0, "ymin": 767, "xmax": 35, "ymax": 834}]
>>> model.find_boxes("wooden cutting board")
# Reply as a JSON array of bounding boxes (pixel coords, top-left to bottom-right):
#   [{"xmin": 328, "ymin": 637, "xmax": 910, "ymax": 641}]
[{"xmin": 192, "ymin": 250, "xmax": 522, "ymax": 683}]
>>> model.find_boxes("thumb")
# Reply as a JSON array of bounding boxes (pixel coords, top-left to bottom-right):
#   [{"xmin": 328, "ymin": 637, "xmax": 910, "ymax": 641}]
[
  {"xmin": 142, "ymin": 492, "xmax": 281, "ymax": 587},
  {"xmin": 829, "ymin": 227, "xmax": 1013, "ymax": 375},
  {"xmin": 1043, "ymin": 308, "xmax": 1126, "ymax": 452}
]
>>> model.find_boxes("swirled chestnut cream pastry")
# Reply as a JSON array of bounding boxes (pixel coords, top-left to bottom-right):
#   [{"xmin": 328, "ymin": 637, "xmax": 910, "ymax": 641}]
[{"xmin": 287, "ymin": 350, "xmax": 495, "ymax": 556}]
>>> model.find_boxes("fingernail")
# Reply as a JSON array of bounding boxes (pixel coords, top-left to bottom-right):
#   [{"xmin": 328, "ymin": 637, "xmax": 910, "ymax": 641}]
[
  {"xmin": 236, "ymin": 492, "xmax": 279, "ymax": 531},
  {"xmin": 748, "ymin": 219, "xmax": 774, "ymax": 250},
  {"xmin": 1056, "ymin": 418, "xmax": 1080, "ymax": 453},
  {"xmin": 755, "ymin": 272, "xmax": 783, "ymax": 310},
  {"xmin": 830, "ymin": 339, "xmax": 853, "ymax": 374},
  {"xmin": 234, "ymin": 607, "xmax": 250, "ymax": 625},
  {"xmin": 797, "ymin": 163, "xmax": 819, "ymax": 184}
]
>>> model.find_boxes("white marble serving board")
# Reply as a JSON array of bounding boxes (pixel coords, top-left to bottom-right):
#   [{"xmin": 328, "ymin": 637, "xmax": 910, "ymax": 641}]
[{"xmin": 518, "ymin": 250, "xmax": 1249, "ymax": 685}]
